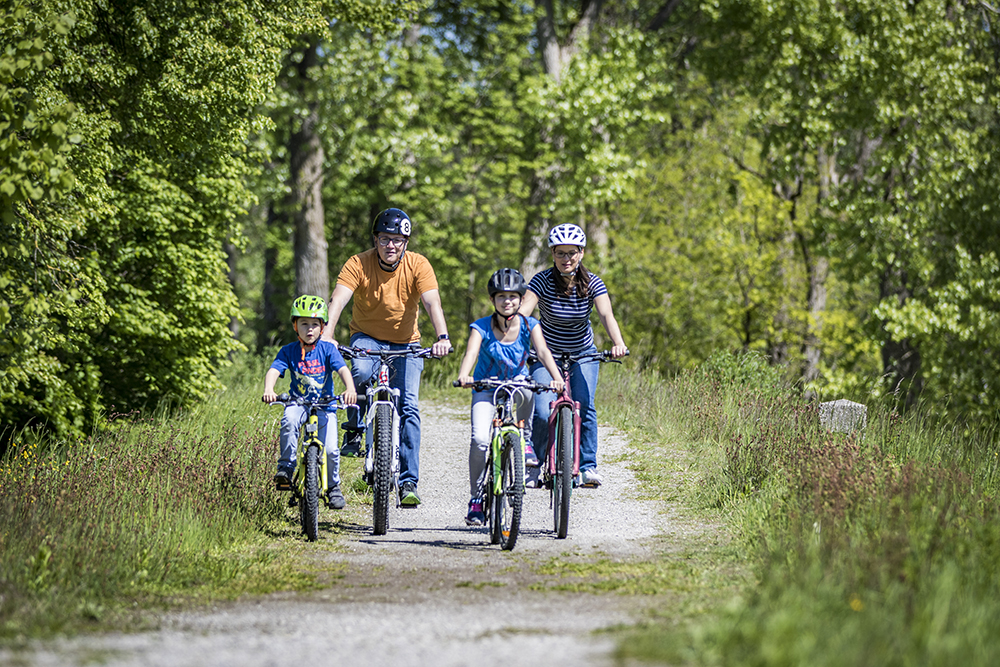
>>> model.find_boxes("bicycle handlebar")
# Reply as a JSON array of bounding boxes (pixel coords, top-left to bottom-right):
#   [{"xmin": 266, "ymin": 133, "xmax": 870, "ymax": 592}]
[
  {"xmin": 338, "ymin": 345, "xmax": 453, "ymax": 360},
  {"xmin": 527, "ymin": 349, "xmax": 629, "ymax": 365},
  {"xmin": 271, "ymin": 394, "xmax": 345, "ymax": 409},
  {"xmin": 451, "ymin": 377, "xmax": 550, "ymax": 393}
]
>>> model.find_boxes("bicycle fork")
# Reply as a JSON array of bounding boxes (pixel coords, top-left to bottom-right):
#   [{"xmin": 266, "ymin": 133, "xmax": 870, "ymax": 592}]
[{"xmin": 546, "ymin": 397, "xmax": 582, "ymax": 479}]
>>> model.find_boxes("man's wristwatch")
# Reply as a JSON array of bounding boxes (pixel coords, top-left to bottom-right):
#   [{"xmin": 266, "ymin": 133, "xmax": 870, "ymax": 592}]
[{"xmin": 437, "ymin": 333, "xmax": 450, "ymax": 341}]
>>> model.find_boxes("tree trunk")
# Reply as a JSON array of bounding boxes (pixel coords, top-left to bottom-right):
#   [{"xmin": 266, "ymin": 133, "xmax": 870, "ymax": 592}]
[
  {"xmin": 522, "ymin": 0, "xmax": 603, "ymax": 278},
  {"xmin": 258, "ymin": 202, "xmax": 281, "ymax": 351},
  {"xmin": 880, "ymin": 264, "xmax": 922, "ymax": 407},
  {"xmin": 287, "ymin": 39, "xmax": 329, "ymax": 300}
]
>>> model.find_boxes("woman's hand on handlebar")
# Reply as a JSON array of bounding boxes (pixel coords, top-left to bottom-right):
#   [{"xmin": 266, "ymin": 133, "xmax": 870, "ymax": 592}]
[
  {"xmin": 610, "ymin": 345, "xmax": 629, "ymax": 359},
  {"xmin": 549, "ymin": 378, "xmax": 565, "ymax": 394},
  {"xmin": 456, "ymin": 374, "xmax": 474, "ymax": 388}
]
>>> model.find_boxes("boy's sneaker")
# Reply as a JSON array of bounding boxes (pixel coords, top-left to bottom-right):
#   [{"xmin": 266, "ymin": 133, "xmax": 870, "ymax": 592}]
[
  {"xmin": 523, "ymin": 442, "xmax": 539, "ymax": 467},
  {"xmin": 399, "ymin": 482, "xmax": 421, "ymax": 507},
  {"xmin": 578, "ymin": 468, "xmax": 603, "ymax": 488},
  {"xmin": 326, "ymin": 484, "xmax": 346, "ymax": 510},
  {"xmin": 273, "ymin": 470, "xmax": 292, "ymax": 490},
  {"xmin": 465, "ymin": 498, "xmax": 485, "ymax": 526},
  {"xmin": 340, "ymin": 428, "xmax": 364, "ymax": 458}
]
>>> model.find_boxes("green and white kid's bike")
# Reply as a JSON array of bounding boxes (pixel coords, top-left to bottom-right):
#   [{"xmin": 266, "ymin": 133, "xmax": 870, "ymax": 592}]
[
  {"xmin": 454, "ymin": 377, "xmax": 549, "ymax": 550},
  {"xmin": 272, "ymin": 394, "xmax": 344, "ymax": 542}
]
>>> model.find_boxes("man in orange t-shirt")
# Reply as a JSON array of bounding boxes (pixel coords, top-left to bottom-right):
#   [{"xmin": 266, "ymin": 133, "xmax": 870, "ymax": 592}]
[{"xmin": 322, "ymin": 208, "xmax": 451, "ymax": 507}]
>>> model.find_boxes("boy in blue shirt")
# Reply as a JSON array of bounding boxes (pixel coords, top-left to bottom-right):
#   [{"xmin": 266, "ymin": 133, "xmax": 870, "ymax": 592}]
[
  {"xmin": 455, "ymin": 269, "xmax": 564, "ymax": 526},
  {"xmin": 263, "ymin": 295, "xmax": 357, "ymax": 509}
]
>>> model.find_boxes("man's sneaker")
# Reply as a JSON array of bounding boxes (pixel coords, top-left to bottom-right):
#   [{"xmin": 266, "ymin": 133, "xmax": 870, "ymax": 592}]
[
  {"xmin": 326, "ymin": 484, "xmax": 346, "ymax": 510},
  {"xmin": 523, "ymin": 442, "xmax": 539, "ymax": 467},
  {"xmin": 399, "ymin": 482, "xmax": 421, "ymax": 507},
  {"xmin": 465, "ymin": 498, "xmax": 485, "ymax": 526},
  {"xmin": 273, "ymin": 470, "xmax": 292, "ymax": 490},
  {"xmin": 524, "ymin": 466, "xmax": 543, "ymax": 489},
  {"xmin": 340, "ymin": 428, "xmax": 364, "ymax": 458},
  {"xmin": 578, "ymin": 468, "xmax": 604, "ymax": 487}
]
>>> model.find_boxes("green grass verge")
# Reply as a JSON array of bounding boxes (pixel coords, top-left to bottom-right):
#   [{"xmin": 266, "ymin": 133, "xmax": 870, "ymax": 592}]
[{"xmin": 595, "ymin": 350, "xmax": 1000, "ymax": 666}]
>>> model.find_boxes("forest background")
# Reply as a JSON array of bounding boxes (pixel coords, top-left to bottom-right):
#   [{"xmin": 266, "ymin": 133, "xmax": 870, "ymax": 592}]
[{"xmin": 3, "ymin": 0, "xmax": 1000, "ymax": 445}]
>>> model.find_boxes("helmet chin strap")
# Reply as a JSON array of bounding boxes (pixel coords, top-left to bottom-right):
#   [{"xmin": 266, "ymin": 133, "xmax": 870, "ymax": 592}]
[{"xmin": 375, "ymin": 237, "xmax": 404, "ymax": 272}]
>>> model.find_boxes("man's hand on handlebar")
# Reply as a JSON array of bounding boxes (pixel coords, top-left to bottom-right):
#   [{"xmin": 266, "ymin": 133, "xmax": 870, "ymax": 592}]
[
  {"xmin": 431, "ymin": 339, "xmax": 453, "ymax": 358},
  {"xmin": 457, "ymin": 374, "xmax": 474, "ymax": 388}
]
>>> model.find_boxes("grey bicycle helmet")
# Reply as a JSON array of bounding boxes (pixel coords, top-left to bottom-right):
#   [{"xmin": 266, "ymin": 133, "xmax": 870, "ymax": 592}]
[
  {"xmin": 487, "ymin": 268, "xmax": 527, "ymax": 297},
  {"xmin": 547, "ymin": 223, "xmax": 587, "ymax": 248},
  {"xmin": 371, "ymin": 208, "xmax": 412, "ymax": 237}
]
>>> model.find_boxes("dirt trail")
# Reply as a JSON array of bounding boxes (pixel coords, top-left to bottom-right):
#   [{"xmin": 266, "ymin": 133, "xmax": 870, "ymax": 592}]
[{"xmin": 4, "ymin": 402, "xmax": 702, "ymax": 667}]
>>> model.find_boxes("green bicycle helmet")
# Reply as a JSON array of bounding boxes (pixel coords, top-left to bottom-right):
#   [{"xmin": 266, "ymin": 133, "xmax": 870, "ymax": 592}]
[{"xmin": 290, "ymin": 295, "xmax": 328, "ymax": 322}]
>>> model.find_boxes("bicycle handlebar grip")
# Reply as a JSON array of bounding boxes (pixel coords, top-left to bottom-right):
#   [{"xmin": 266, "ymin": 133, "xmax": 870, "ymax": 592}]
[
  {"xmin": 276, "ymin": 393, "xmax": 291, "ymax": 402},
  {"xmin": 452, "ymin": 380, "xmax": 461, "ymax": 387}
]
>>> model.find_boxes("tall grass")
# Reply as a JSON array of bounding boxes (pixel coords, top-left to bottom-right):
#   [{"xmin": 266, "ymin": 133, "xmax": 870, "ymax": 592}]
[
  {"xmin": 604, "ymin": 350, "xmax": 1000, "ymax": 665},
  {"xmin": 0, "ymin": 353, "xmax": 294, "ymax": 638}
]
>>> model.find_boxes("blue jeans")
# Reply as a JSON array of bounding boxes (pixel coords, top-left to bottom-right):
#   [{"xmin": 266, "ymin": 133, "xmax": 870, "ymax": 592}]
[
  {"xmin": 530, "ymin": 346, "xmax": 601, "ymax": 472},
  {"xmin": 278, "ymin": 404, "xmax": 340, "ymax": 487},
  {"xmin": 344, "ymin": 333, "xmax": 425, "ymax": 487}
]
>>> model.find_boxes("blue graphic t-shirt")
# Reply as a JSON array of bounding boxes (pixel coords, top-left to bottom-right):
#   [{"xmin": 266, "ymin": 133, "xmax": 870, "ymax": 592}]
[
  {"xmin": 270, "ymin": 340, "xmax": 347, "ymax": 407},
  {"xmin": 470, "ymin": 314, "xmax": 540, "ymax": 381}
]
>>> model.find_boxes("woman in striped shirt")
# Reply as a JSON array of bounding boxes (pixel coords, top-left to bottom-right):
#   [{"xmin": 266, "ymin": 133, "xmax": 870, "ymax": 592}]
[{"xmin": 518, "ymin": 224, "xmax": 628, "ymax": 487}]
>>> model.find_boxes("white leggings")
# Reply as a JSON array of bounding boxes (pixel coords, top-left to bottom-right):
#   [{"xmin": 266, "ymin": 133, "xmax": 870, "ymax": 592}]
[{"xmin": 468, "ymin": 389, "xmax": 534, "ymax": 498}]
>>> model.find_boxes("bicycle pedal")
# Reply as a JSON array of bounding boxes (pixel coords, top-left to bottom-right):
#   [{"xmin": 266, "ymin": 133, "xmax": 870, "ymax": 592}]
[{"xmin": 287, "ymin": 496, "xmax": 297, "ymax": 508}]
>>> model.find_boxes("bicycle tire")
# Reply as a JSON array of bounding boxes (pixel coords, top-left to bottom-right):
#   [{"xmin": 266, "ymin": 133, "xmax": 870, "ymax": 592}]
[
  {"xmin": 498, "ymin": 431, "xmax": 524, "ymax": 550},
  {"xmin": 553, "ymin": 405, "xmax": 574, "ymax": 539},
  {"xmin": 488, "ymin": 457, "xmax": 501, "ymax": 545},
  {"xmin": 302, "ymin": 444, "xmax": 320, "ymax": 542},
  {"xmin": 372, "ymin": 403, "xmax": 394, "ymax": 535}
]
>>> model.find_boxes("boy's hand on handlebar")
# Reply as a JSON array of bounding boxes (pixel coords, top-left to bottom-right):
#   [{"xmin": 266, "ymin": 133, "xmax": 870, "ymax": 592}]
[
  {"xmin": 549, "ymin": 378, "xmax": 565, "ymax": 393},
  {"xmin": 610, "ymin": 345, "xmax": 629, "ymax": 359},
  {"xmin": 341, "ymin": 389, "xmax": 357, "ymax": 405},
  {"xmin": 262, "ymin": 391, "xmax": 278, "ymax": 403}
]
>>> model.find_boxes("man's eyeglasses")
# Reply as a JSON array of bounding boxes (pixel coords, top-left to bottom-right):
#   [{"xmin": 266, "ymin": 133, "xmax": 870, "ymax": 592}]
[
  {"xmin": 553, "ymin": 250, "xmax": 581, "ymax": 260},
  {"xmin": 378, "ymin": 236, "xmax": 408, "ymax": 248}
]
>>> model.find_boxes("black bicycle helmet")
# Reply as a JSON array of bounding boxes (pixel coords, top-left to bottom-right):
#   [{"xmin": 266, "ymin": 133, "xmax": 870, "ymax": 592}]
[
  {"xmin": 371, "ymin": 208, "xmax": 412, "ymax": 237},
  {"xmin": 487, "ymin": 268, "xmax": 528, "ymax": 297}
]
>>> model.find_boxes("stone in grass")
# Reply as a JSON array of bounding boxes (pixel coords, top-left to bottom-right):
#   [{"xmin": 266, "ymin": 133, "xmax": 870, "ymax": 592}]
[{"xmin": 819, "ymin": 399, "xmax": 867, "ymax": 434}]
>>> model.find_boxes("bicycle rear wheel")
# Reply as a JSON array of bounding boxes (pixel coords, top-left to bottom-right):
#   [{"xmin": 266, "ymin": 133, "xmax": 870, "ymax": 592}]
[
  {"xmin": 372, "ymin": 403, "xmax": 393, "ymax": 536},
  {"xmin": 553, "ymin": 405, "xmax": 574, "ymax": 539},
  {"xmin": 302, "ymin": 444, "xmax": 320, "ymax": 542},
  {"xmin": 498, "ymin": 431, "xmax": 524, "ymax": 550}
]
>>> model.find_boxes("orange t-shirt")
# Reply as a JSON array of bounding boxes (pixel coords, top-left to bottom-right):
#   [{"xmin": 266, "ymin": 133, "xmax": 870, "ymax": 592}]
[{"xmin": 337, "ymin": 249, "xmax": 439, "ymax": 344}]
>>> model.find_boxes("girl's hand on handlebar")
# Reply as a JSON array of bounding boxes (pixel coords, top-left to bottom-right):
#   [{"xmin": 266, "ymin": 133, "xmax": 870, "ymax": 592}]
[
  {"xmin": 341, "ymin": 389, "xmax": 357, "ymax": 405},
  {"xmin": 457, "ymin": 374, "xmax": 474, "ymax": 388},
  {"xmin": 262, "ymin": 391, "xmax": 278, "ymax": 403},
  {"xmin": 610, "ymin": 345, "xmax": 629, "ymax": 359},
  {"xmin": 549, "ymin": 378, "xmax": 565, "ymax": 393}
]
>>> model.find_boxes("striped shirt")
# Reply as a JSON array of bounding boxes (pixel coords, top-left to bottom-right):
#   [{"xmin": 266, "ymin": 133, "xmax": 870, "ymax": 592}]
[{"xmin": 526, "ymin": 268, "xmax": 608, "ymax": 353}]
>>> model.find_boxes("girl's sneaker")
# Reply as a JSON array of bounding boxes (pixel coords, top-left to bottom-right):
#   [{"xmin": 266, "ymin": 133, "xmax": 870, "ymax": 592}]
[
  {"xmin": 523, "ymin": 442, "xmax": 539, "ymax": 467},
  {"xmin": 465, "ymin": 498, "xmax": 485, "ymax": 526}
]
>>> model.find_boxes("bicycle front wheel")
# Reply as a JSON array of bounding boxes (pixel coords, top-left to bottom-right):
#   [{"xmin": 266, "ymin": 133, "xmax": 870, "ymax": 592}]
[
  {"xmin": 302, "ymin": 444, "xmax": 320, "ymax": 542},
  {"xmin": 553, "ymin": 405, "xmax": 574, "ymax": 539},
  {"xmin": 372, "ymin": 403, "xmax": 394, "ymax": 536},
  {"xmin": 498, "ymin": 431, "xmax": 524, "ymax": 550}
]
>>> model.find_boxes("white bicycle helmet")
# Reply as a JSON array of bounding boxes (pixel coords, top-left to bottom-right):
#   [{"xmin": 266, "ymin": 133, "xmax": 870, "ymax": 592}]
[{"xmin": 547, "ymin": 224, "xmax": 587, "ymax": 248}]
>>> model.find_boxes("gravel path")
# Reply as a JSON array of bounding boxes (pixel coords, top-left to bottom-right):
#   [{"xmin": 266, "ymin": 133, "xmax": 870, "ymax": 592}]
[{"xmin": 4, "ymin": 401, "xmax": 690, "ymax": 667}]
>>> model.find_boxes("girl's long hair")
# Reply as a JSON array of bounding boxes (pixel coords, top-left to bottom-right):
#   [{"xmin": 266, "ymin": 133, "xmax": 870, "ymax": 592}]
[{"xmin": 555, "ymin": 263, "xmax": 591, "ymax": 299}]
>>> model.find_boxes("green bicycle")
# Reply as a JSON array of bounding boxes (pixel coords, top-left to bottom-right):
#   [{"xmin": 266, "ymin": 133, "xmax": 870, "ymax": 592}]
[
  {"xmin": 454, "ymin": 377, "xmax": 548, "ymax": 550},
  {"xmin": 272, "ymin": 393, "xmax": 343, "ymax": 542}
]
